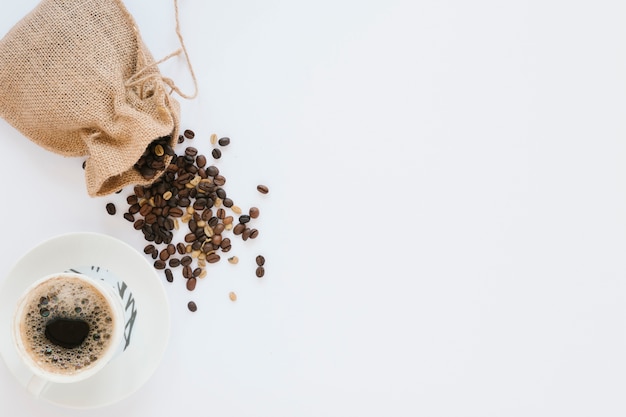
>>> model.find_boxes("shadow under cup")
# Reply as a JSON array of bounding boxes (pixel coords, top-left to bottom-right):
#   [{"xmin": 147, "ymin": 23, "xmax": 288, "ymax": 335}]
[{"xmin": 12, "ymin": 272, "xmax": 125, "ymax": 387}]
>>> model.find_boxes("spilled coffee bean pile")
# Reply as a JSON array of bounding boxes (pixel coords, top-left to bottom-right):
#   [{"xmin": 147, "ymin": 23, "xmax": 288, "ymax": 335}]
[{"xmin": 105, "ymin": 130, "xmax": 268, "ymax": 312}]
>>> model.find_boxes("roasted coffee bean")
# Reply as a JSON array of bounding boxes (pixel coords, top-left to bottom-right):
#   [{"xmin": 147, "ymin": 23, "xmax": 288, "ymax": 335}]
[
  {"xmin": 256, "ymin": 266, "xmax": 265, "ymax": 278},
  {"xmin": 181, "ymin": 256, "xmax": 193, "ymax": 267},
  {"xmin": 165, "ymin": 269, "xmax": 174, "ymax": 283},
  {"xmin": 169, "ymin": 207, "xmax": 184, "ymax": 217},
  {"xmin": 133, "ymin": 219, "xmax": 145, "ymax": 230},
  {"xmin": 123, "ymin": 213, "xmax": 135, "ymax": 222},
  {"xmin": 184, "ymin": 129, "xmax": 195, "ymax": 139},
  {"xmin": 186, "ymin": 277, "xmax": 197, "ymax": 291},
  {"xmin": 196, "ymin": 154, "xmax": 207, "ymax": 168},
  {"xmin": 256, "ymin": 255, "xmax": 265, "ymax": 266},
  {"xmin": 159, "ymin": 249, "xmax": 170, "ymax": 261},
  {"xmin": 223, "ymin": 198, "xmax": 233, "ymax": 208},
  {"xmin": 249, "ymin": 207, "xmax": 260, "ymax": 218},
  {"xmin": 106, "ymin": 203, "xmax": 116, "ymax": 215},
  {"xmin": 212, "ymin": 148, "xmax": 222, "ymax": 159},
  {"xmin": 239, "ymin": 215, "xmax": 251, "ymax": 224},
  {"xmin": 207, "ymin": 253, "xmax": 221, "ymax": 264},
  {"xmin": 139, "ymin": 203, "xmax": 152, "ymax": 216},
  {"xmin": 187, "ymin": 301, "xmax": 197, "ymax": 312},
  {"xmin": 257, "ymin": 184, "xmax": 269, "ymax": 194},
  {"xmin": 233, "ymin": 223, "xmax": 245, "ymax": 235},
  {"xmin": 216, "ymin": 188, "xmax": 227, "ymax": 199},
  {"xmin": 218, "ymin": 137, "xmax": 230, "ymax": 146},
  {"xmin": 169, "ymin": 258, "xmax": 181, "ymax": 268},
  {"xmin": 129, "ymin": 203, "xmax": 141, "ymax": 214},
  {"xmin": 192, "ymin": 268, "xmax": 202, "ymax": 278},
  {"xmin": 145, "ymin": 213, "xmax": 157, "ymax": 224},
  {"xmin": 183, "ymin": 265, "xmax": 193, "ymax": 279},
  {"xmin": 249, "ymin": 229, "xmax": 259, "ymax": 239},
  {"xmin": 242, "ymin": 228, "xmax": 252, "ymax": 241},
  {"xmin": 213, "ymin": 224, "xmax": 225, "ymax": 235},
  {"xmin": 207, "ymin": 166, "xmax": 219, "ymax": 177},
  {"xmin": 154, "ymin": 260, "xmax": 166, "ymax": 270},
  {"xmin": 177, "ymin": 242, "xmax": 187, "ymax": 255},
  {"xmin": 185, "ymin": 147, "xmax": 198, "ymax": 157},
  {"xmin": 144, "ymin": 244, "xmax": 156, "ymax": 255},
  {"xmin": 214, "ymin": 175, "xmax": 226, "ymax": 186},
  {"xmin": 167, "ymin": 244, "xmax": 176, "ymax": 255},
  {"xmin": 211, "ymin": 234, "xmax": 222, "ymax": 246}
]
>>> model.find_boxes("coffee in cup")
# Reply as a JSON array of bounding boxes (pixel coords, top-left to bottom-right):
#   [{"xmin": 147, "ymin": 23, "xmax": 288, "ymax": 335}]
[{"xmin": 13, "ymin": 272, "xmax": 125, "ymax": 384}]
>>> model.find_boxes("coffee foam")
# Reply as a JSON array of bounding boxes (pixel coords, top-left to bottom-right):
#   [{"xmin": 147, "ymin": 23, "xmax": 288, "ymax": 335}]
[{"xmin": 18, "ymin": 276, "xmax": 116, "ymax": 376}]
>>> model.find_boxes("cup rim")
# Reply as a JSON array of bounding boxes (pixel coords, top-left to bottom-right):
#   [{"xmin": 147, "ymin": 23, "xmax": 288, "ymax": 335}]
[{"xmin": 12, "ymin": 272, "xmax": 125, "ymax": 384}]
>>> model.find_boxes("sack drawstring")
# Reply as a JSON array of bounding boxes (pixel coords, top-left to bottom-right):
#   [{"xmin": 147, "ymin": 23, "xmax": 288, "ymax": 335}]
[{"xmin": 125, "ymin": 0, "xmax": 198, "ymax": 100}]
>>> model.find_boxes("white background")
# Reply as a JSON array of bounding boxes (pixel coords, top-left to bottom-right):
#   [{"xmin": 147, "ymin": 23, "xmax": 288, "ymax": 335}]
[{"xmin": 1, "ymin": 0, "xmax": 626, "ymax": 416}]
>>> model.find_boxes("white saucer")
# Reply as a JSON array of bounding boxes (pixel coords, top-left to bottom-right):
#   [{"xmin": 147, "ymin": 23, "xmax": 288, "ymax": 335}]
[{"xmin": 0, "ymin": 232, "xmax": 170, "ymax": 409}]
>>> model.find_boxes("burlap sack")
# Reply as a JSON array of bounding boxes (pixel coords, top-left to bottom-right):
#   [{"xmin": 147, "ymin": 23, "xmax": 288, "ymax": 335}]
[{"xmin": 0, "ymin": 0, "xmax": 184, "ymax": 196}]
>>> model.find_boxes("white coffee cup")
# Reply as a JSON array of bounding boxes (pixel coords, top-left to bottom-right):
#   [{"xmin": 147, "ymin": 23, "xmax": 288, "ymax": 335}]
[{"xmin": 12, "ymin": 272, "xmax": 127, "ymax": 396}]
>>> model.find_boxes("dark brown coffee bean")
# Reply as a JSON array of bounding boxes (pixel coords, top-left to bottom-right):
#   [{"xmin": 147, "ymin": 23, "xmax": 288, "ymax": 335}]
[
  {"xmin": 213, "ymin": 223, "xmax": 225, "ymax": 235},
  {"xmin": 184, "ymin": 129, "xmax": 195, "ymax": 139},
  {"xmin": 211, "ymin": 148, "xmax": 222, "ymax": 159},
  {"xmin": 216, "ymin": 208, "xmax": 226, "ymax": 219},
  {"xmin": 214, "ymin": 175, "xmax": 226, "ymax": 186},
  {"xmin": 186, "ymin": 277, "xmax": 197, "ymax": 291},
  {"xmin": 129, "ymin": 203, "xmax": 141, "ymax": 214},
  {"xmin": 183, "ymin": 265, "xmax": 193, "ymax": 279},
  {"xmin": 216, "ymin": 188, "xmax": 227, "ymax": 199},
  {"xmin": 256, "ymin": 255, "xmax": 265, "ymax": 266},
  {"xmin": 192, "ymin": 268, "xmax": 202, "ymax": 278},
  {"xmin": 257, "ymin": 184, "xmax": 269, "ymax": 194},
  {"xmin": 207, "ymin": 253, "xmax": 221, "ymax": 264},
  {"xmin": 239, "ymin": 215, "xmax": 251, "ymax": 224},
  {"xmin": 145, "ymin": 213, "xmax": 157, "ymax": 224},
  {"xmin": 169, "ymin": 207, "xmax": 184, "ymax": 217},
  {"xmin": 249, "ymin": 229, "xmax": 259, "ymax": 239},
  {"xmin": 177, "ymin": 242, "xmax": 187, "ymax": 255},
  {"xmin": 165, "ymin": 269, "xmax": 173, "ymax": 283},
  {"xmin": 167, "ymin": 244, "xmax": 176, "ymax": 255},
  {"xmin": 242, "ymin": 228, "xmax": 252, "ymax": 241},
  {"xmin": 181, "ymin": 256, "xmax": 193, "ymax": 267},
  {"xmin": 207, "ymin": 166, "xmax": 219, "ymax": 177},
  {"xmin": 159, "ymin": 249, "xmax": 170, "ymax": 261},
  {"xmin": 123, "ymin": 213, "xmax": 135, "ymax": 222},
  {"xmin": 154, "ymin": 260, "xmax": 166, "ymax": 270},
  {"xmin": 196, "ymin": 154, "xmax": 207, "ymax": 168},
  {"xmin": 127, "ymin": 195, "xmax": 138, "ymax": 205},
  {"xmin": 106, "ymin": 203, "xmax": 116, "ymax": 215},
  {"xmin": 218, "ymin": 137, "xmax": 230, "ymax": 146},
  {"xmin": 211, "ymin": 234, "xmax": 222, "ymax": 246},
  {"xmin": 233, "ymin": 223, "xmax": 245, "ymax": 235},
  {"xmin": 220, "ymin": 238, "xmax": 231, "ymax": 250},
  {"xmin": 184, "ymin": 233, "xmax": 196, "ymax": 243},
  {"xmin": 139, "ymin": 203, "xmax": 153, "ymax": 217},
  {"xmin": 223, "ymin": 198, "xmax": 233, "ymax": 208},
  {"xmin": 169, "ymin": 258, "xmax": 181, "ymax": 268},
  {"xmin": 256, "ymin": 266, "xmax": 265, "ymax": 278},
  {"xmin": 187, "ymin": 301, "xmax": 197, "ymax": 312},
  {"xmin": 133, "ymin": 219, "xmax": 145, "ymax": 230},
  {"xmin": 249, "ymin": 207, "xmax": 260, "ymax": 218},
  {"xmin": 185, "ymin": 147, "xmax": 198, "ymax": 157},
  {"xmin": 144, "ymin": 244, "xmax": 156, "ymax": 255}
]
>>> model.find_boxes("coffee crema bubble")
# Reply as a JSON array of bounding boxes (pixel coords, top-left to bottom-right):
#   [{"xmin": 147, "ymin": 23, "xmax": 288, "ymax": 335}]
[{"xmin": 18, "ymin": 276, "xmax": 116, "ymax": 375}]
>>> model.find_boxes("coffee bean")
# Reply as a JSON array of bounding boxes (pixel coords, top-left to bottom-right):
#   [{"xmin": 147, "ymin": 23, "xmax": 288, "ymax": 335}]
[
  {"xmin": 184, "ymin": 129, "xmax": 195, "ymax": 139},
  {"xmin": 233, "ymin": 223, "xmax": 245, "ymax": 235},
  {"xmin": 249, "ymin": 207, "xmax": 260, "ymax": 218},
  {"xmin": 212, "ymin": 148, "xmax": 222, "ymax": 159},
  {"xmin": 185, "ymin": 147, "xmax": 198, "ymax": 157},
  {"xmin": 181, "ymin": 256, "xmax": 193, "ymax": 267},
  {"xmin": 193, "ymin": 268, "xmax": 202, "ymax": 278},
  {"xmin": 159, "ymin": 249, "xmax": 170, "ymax": 261},
  {"xmin": 242, "ymin": 228, "xmax": 252, "ymax": 241},
  {"xmin": 144, "ymin": 244, "xmax": 156, "ymax": 255},
  {"xmin": 228, "ymin": 256, "xmax": 239, "ymax": 264},
  {"xmin": 154, "ymin": 260, "xmax": 166, "ymax": 270},
  {"xmin": 183, "ymin": 265, "xmax": 193, "ymax": 279},
  {"xmin": 249, "ymin": 229, "xmax": 259, "ymax": 239},
  {"xmin": 123, "ymin": 213, "xmax": 135, "ymax": 222},
  {"xmin": 169, "ymin": 207, "xmax": 184, "ymax": 217},
  {"xmin": 169, "ymin": 258, "xmax": 181, "ymax": 268},
  {"xmin": 165, "ymin": 269, "xmax": 173, "ymax": 282},
  {"xmin": 223, "ymin": 198, "xmax": 233, "ymax": 208},
  {"xmin": 257, "ymin": 184, "xmax": 269, "ymax": 194},
  {"xmin": 239, "ymin": 215, "xmax": 251, "ymax": 224},
  {"xmin": 256, "ymin": 255, "xmax": 265, "ymax": 266},
  {"xmin": 256, "ymin": 266, "xmax": 265, "ymax": 278},
  {"xmin": 218, "ymin": 137, "xmax": 231, "ymax": 146},
  {"xmin": 186, "ymin": 277, "xmax": 197, "ymax": 291},
  {"xmin": 229, "ymin": 291, "xmax": 237, "ymax": 302},
  {"xmin": 177, "ymin": 242, "xmax": 187, "ymax": 255},
  {"xmin": 187, "ymin": 301, "xmax": 197, "ymax": 312},
  {"xmin": 133, "ymin": 219, "xmax": 145, "ymax": 230},
  {"xmin": 106, "ymin": 203, "xmax": 116, "ymax": 215}
]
